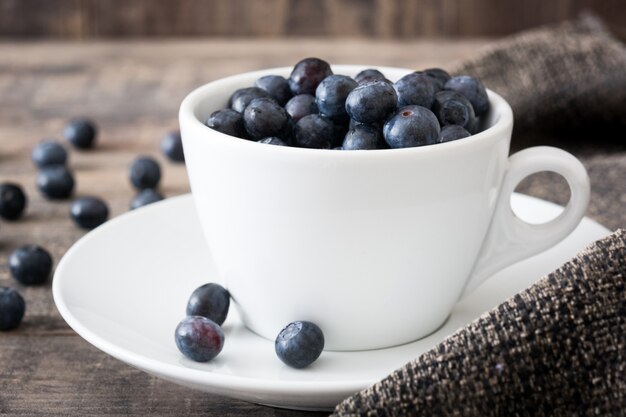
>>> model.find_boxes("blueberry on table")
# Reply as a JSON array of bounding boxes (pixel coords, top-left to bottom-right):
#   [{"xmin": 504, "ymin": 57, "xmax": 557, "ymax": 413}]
[
  {"xmin": 160, "ymin": 131, "xmax": 184, "ymax": 163},
  {"xmin": 0, "ymin": 287, "xmax": 25, "ymax": 331},
  {"xmin": 229, "ymin": 87, "xmax": 271, "ymax": 113},
  {"xmin": 36, "ymin": 166, "xmax": 75, "ymax": 199},
  {"xmin": 63, "ymin": 118, "xmax": 97, "ymax": 149},
  {"xmin": 423, "ymin": 68, "xmax": 451, "ymax": 88},
  {"xmin": 130, "ymin": 189, "xmax": 164, "ymax": 210},
  {"xmin": 343, "ymin": 124, "xmax": 384, "ymax": 150},
  {"xmin": 383, "ymin": 105, "xmax": 441, "ymax": 149},
  {"xmin": 257, "ymin": 137, "xmax": 288, "ymax": 146},
  {"xmin": 285, "ymin": 94, "xmax": 318, "ymax": 123},
  {"xmin": 444, "ymin": 75, "xmax": 490, "ymax": 116},
  {"xmin": 432, "ymin": 90, "xmax": 477, "ymax": 131},
  {"xmin": 346, "ymin": 80, "xmax": 398, "ymax": 125},
  {"xmin": 394, "ymin": 71, "xmax": 441, "ymax": 108},
  {"xmin": 0, "ymin": 183, "xmax": 27, "ymax": 220},
  {"xmin": 9, "ymin": 245, "xmax": 53, "ymax": 286},
  {"xmin": 440, "ymin": 125, "xmax": 471, "ymax": 143},
  {"xmin": 31, "ymin": 140, "xmax": 67, "ymax": 168},
  {"xmin": 206, "ymin": 109, "xmax": 247, "ymax": 139},
  {"xmin": 70, "ymin": 197, "xmax": 109, "ymax": 229},
  {"xmin": 315, "ymin": 74, "xmax": 358, "ymax": 123},
  {"xmin": 186, "ymin": 283, "xmax": 230, "ymax": 326},
  {"xmin": 293, "ymin": 114, "xmax": 335, "ymax": 149},
  {"xmin": 275, "ymin": 321, "xmax": 324, "ymax": 369},
  {"xmin": 288, "ymin": 57, "xmax": 333, "ymax": 95},
  {"xmin": 354, "ymin": 69, "xmax": 388, "ymax": 84},
  {"xmin": 175, "ymin": 316, "xmax": 224, "ymax": 362},
  {"xmin": 129, "ymin": 156, "xmax": 161, "ymax": 190},
  {"xmin": 255, "ymin": 75, "xmax": 293, "ymax": 106},
  {"xmin": 243, "ymin": 97, "xmax": 290, "ymax": 140}
]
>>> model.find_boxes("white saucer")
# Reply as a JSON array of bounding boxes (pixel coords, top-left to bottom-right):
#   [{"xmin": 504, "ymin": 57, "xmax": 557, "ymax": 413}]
[{"xmin": 53, "ymin": 193, "xmax": 610, "ymax": 411}]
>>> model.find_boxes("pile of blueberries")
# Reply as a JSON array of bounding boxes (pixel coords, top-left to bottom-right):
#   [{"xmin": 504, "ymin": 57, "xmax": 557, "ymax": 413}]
[
  {"xmin": 176, "ymin": 283, "xmax": 324, "ymax": 369},
  {"xmin": 206, "ymin": 57, "xmax": 489, "ymax": 149},
  {"xmin": 0, "ymin": 120, "xmax": 185, "ymax": 332}
]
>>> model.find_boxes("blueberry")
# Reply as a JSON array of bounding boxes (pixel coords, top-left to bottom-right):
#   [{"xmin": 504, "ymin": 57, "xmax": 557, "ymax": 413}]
[
  {"xmin": 255, "ymin": 75, "xmax": 293, "ymax": 106},
  {"xmin": 64, "ymin": 118, "xmax": 97, "ymax": 149},
  {"xmin": 0, "ymin": 183, "xmax": 27, "ymax": 220},
  {"xmin": 315, "ymin": 75, "xmax": 358, "ymax": 123},
  {"xmin": 275, "ymin": 321, "xmax": 324, "ymax": 369},
  {"xmin": 186, "ymin": 283, "xmax": 230, "ymax": 326},
  {"xmin": 31, "ymin": 140, "xmax": 67, "ymax": 168},
  {"xmin": 424, "ymin": 68, "xmax": 451, "ymax": 88},
  {"xmin": 70, "ymin": 197, "xmax": 109, "ymax": 229},
  {"xmin": 0, "ymin": 287, "xmax": 25, "ymax": 331},
  {"xmin": 130, "ymin": 189, "xmax": 164, "ymax": 210},
  {"xmin": 129, "ymin": 156, "xmax": 161, "ymax": 190},
  {"xmin": 343, "ymin": 124, "xmax": 384, "ymax": 150},
  {"xmin": 258, "ymin": 137, "xmax": 288, "ymax": 146},
  {"xmin": 354, "ymin": 69, "xmax": 388, "ymax": 84},
  {"xmin": 9, "ymin": 245, "xmax": 53, "ymax": 286},
  {"xmin": 160, "ymin": 131, "xmax": 185, "ymax": 163},
  {"xmin": 440, "ymin": 125, "xmax": 471, "ymax": 143},
  {"xmin": 444, "ymin": 75, "xmax": 489, "ymax": 116},
  {"xmin": 285, "ymin": 94, "xmax": 318, "ymax": 123},
  {"xmin": 36, "ymin": 166, "xmax": 75, "ymax": 199},
  {"xmin": 345, "ymin": 81, "xmax": 398, "ymax": 125},
  {"xmin": 432, "ymin": 90, "xmax": 476, "ymax": 131},
  {"xmin": 288, "ymin": 57, "xmax": 333, "ymax": 95},
  {"xmin": 175, "ymin": 316, "xmax": 224, "ymax": 362},
  {"xmin": 206, "ymin": 108, "xmax": 247, "ymax": 139},
  {"xmin": 293, "ymin": 115, "xmax": 335, "ymax": 149},
  {"xmin": 229, "ymin": 87, "xmax": 271, "ymax": 113},
  {"xmin": 383, "ymin": 106, "xmax": 441, "ymax": 148},
  {"xmin": 243, "ymin": 97, "xmax": 290, "ymax": 140},
  {"xmin": 394, "ymin": 72, "xmax": 441, "ymax": 108}
]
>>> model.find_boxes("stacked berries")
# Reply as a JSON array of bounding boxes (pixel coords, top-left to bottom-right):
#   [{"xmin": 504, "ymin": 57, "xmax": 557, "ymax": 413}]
[
  {"xmin": 205, "ymin": 57, "xmax": 490, "ymax": 150},
  {"xmin": 175, "ymin": 282, "xmax": 325, "ymax": 369}
]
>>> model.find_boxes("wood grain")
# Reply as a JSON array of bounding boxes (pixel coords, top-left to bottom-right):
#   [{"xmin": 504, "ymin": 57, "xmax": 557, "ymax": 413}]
[
  {"xmin": 0, "ymin": 39, "xmax": 623, "ymax": 416},
  {"xmin": 0, "ymin": 0, "xmax": 624, "ymax": 39}
]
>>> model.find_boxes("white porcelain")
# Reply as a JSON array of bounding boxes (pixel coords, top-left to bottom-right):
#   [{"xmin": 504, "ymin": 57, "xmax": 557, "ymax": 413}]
[
  {"xmin": 179, "ymin": 66, "xmax": 591, "ymax": 351},
  {"xmin": 53, "ymin": 194, "xmax": 610, "ymax": 411}
]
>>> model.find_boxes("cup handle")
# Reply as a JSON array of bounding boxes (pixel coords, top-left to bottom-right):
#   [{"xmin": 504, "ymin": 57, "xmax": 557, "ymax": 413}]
[{"xmin": 460, "ymin": 146, "xmax": 590, "ymax": 297}]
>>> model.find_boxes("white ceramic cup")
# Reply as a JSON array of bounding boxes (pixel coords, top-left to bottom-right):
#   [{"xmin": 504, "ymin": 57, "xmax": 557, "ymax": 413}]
[{"xmin": 179, "ymin": 66, "xmax": 590, "ymax": 351}]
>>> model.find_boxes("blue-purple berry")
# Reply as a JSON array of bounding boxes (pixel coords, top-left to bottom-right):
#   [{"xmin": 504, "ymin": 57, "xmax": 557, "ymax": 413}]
[
  {"xmin": 285, "ymin": 94, "xmax": 318, "ymax": 123},
  {"xmin": 243, "ymin": 97, "xmax": 290, "ymax": 140},
  {"xmin": 383, "ymin": 105, "xmax": 441, "ymax": 148},
  {"xmin": 9, "ymin": 245, "xmax": 52, "ymax": 286},
  {"xmin": 70, "ymin": 197, "xmax": 109, "ymax": 229},
  {"xmin": 186, "ymin": 283, "xmax": 230, "ymax": 326},
  {"xmin": 175, "ymin": 316, "xmax": 224, "ymax": 362},
  {"xmin": 0, "ymin": 183, "xmax": 27, "ymax": 220},
  {"xmin": 394, "ymin": 72, "xmax": 441, "ymax": 108},
  {"xmin": 346, "ymin": 80, "xmax": 398, "ymax": 125},
  {"xmin": 354, "ymin": 69, "xmax": 388, "ymax": 84},
  {"xmin": 206, "ymin": 109, "xmax": 247, "ymax": 139},
  {"xmin": 315, "ymin": 75, "xmax": 358, "ymax": 123},
  {"xmin": 343, "ymin": 124, "xmax": 384, "ymax": 150},
  {"xmin": 275, "ymin": 321, "xmax": 324, "ymax": 369},
  {"xmin": 288, "ymin": 58, "xmax": 333, "ymax": 95},
  {"xmin": 229, "ymin": 87, "xmax": 272, "ymax": 113},
  {"xmin": 444, "ymin": 75, "xmax": 489, "ymax": 116},
  {"xmin": 432, "ymin": 90, "xmax": 477, "ymax": 131},
  {"xmin": 255, "ymin": 75, "xmax": 293, "ymax": 106},
  {"xmin": 129, "ymin": 156, "xmax": 161, "ymax": 190},
  {"xmin": 64, "ymin": 118, "xmax": 97, "ymax": 149},
  {"xmin": 32, "ymin": 140, "xmax": 67, "ymax": 168},
  {"xmin": 0, "ymin": 287, "xmax": 25, "ymax": 331},
  {"xmin": 424, "ymin": 68, "xmax": 451, "ymax": 88},
  {"xmin": 161, "ymin": 131, "xmax": 184, "ymax": 163},
  {"xmin": 293, "ymin": 114, "xmax": 335, "ymax": 149},
  {"xmin": 36, "ymin": 166, "xmax": 75, "ymax": 199},
  {"xmin": 440, "ymin": 125, "xmax": 471, "ymax": 143}
]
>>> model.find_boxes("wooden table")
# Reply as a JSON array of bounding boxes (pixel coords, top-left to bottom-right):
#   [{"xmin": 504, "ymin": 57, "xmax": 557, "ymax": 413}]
[{"xmin": 0, "ymin": 39, "xmax": 623, "ymax": 416}]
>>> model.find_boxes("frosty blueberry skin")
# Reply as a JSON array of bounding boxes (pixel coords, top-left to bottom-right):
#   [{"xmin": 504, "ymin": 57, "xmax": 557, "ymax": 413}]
[
  {"xmin": 383, "ymin": 105, "xmax": 441, "ymax": 149},
  {"xmin": 288, "ymin": 57, "xmax": 333, "ymax": 95},
  {"xmin": 275, "ymin": 321, "xmax": 324, "ymax": 369},
  {"xmin": 175, "ymin": 316, "xmax": 224, "ymax": 362}
]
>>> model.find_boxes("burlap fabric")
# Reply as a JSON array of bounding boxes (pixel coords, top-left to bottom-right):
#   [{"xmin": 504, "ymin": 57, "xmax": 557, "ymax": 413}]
[
  {"xmin": 333, "ymin": 229, "xmax": 626, "ymax": 417},
  {"xmin": 453, "ymin": 14, "xmax": 626, "ymax": 137},
  {"xmin": 332, "ymin": 17, "xmax": 626, "ymax": 415}
]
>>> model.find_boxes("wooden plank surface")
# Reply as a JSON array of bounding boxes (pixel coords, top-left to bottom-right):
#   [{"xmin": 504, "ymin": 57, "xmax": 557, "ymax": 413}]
[
  {"xmin": 0, "ymin": 39, "xmax": 624, "ymax": 416},
  {"xmin": 0, "ymin": 0, "xmax": 625, "ymax": 39}
]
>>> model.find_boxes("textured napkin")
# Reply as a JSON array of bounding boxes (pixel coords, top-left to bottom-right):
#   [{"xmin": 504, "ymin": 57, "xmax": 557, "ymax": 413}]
[
  {"xmin": 332, "ymin": 16, "xmax": 626, "ymax": 417},
  {"xmin": 333, "ymin": 229, "xmax": 626, "ymax": 417},
  {"xmin": 453, "ymin": 13, "xmax": 626, "ymax": 142}
]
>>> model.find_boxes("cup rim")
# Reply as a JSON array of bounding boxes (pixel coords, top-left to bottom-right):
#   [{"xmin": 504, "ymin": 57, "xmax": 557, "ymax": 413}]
[{"xmin": 179, "ymin": 65, "xmax": 513, "ymax": 156}]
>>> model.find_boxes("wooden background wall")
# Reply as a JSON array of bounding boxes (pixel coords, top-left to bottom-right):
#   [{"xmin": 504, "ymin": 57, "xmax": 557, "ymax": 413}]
[{"xmin": 0, "ymin": 0, "xmax": 624, "ymax": 38}]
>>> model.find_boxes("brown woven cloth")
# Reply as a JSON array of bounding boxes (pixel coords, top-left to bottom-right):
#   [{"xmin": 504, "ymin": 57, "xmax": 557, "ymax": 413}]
[
  {"xmin": 452, "ymin": 13, "xmax": 626, "ymax": 138},
  {"xmin": 332, "ymin": 229, "xmax": 626, "ymax": 417}
]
